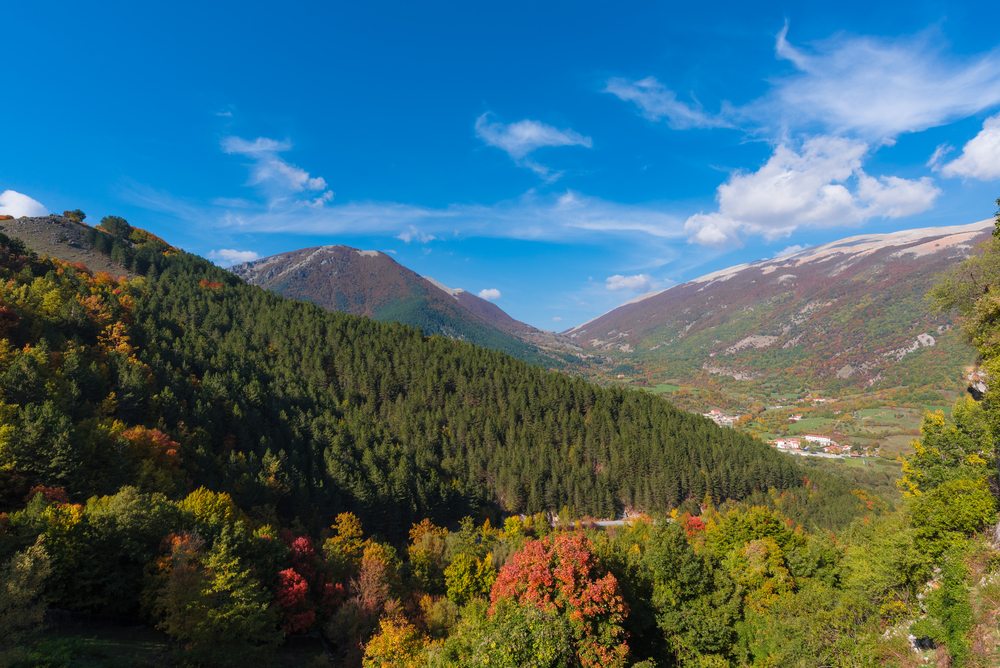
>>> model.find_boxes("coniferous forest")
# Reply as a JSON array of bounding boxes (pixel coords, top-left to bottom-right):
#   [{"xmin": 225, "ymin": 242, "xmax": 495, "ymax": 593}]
[
  {"xmin": 0, "ymin": 218, "xmax": 803, "ymax": 531},
  {"xmin": 2, "ymin": 210, "xmax": 1000, "ymax": 666}
]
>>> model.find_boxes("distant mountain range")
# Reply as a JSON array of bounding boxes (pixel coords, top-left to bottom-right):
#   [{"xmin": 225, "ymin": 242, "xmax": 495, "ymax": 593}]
[
  {"xmin": 4, "ymin": 214, "xmax": 986, "ymax": 410},
  {"xmin": 568, "ymin": 220, "xmax": 992, "ymax": 407},
  {"xmin": 231, "ymin": 245, "xmax": 579, "ymax": 365}
]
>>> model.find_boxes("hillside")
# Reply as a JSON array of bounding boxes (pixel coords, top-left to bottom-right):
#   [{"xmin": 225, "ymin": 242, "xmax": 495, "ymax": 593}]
[
  {"xmin": 232, "ymin": 246, "xmax": 578, "ymax": 365},
  {"xmin": 5, "ymin": 212, "xmax": 998, "ymax": 668},
  {"xmin": 0, "ymin": 215, "xmax": 805, "ymax": 534},
  {"xmin": 570, "ymin": 221, "xmax": 991, "ymax": 411},
  {"xmin": 0, "ymin": 215, "xmax": 131, "ymax": 277}
]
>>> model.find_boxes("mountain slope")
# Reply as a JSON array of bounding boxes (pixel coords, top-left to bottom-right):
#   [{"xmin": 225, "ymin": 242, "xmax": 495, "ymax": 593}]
[
  {"xmin": 569, "ymin": 221, "xmax": 992, "ymax": 405},
  {"xmin": 0, "ymin": 215, "xmax": 805, "ymax": 535},
  {"xmin": 231, "ymin": 246, "xmax": 577, "ymax": 364},
  {"xmin": 0, "ymin": 215, "xmax": 131, "ymax": 276}
]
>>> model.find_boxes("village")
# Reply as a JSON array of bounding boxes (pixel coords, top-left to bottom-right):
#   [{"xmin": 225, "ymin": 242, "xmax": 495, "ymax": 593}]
[
  {"xmin": 702, "ymin": 407, "xmax": 859, "ymax": 459},
  {"xmin": 768, "ymin": 435, "xmax": 854, "ymax": 458}
]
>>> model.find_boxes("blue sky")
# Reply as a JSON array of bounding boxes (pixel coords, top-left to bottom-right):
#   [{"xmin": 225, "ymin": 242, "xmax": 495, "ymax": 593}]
[{"xmin": 3, "ymin": 1, "xmax": 1000, "ymax": 329}]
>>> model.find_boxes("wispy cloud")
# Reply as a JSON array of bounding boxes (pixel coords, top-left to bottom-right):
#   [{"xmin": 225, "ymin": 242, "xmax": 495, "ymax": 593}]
[
  {"xmin": 604, "ymin": 77, "xmax": 730, "ymax": 129},
  {"xmin": 774, "ymin": 244, "xmax": 805, "ymax": 258},
  {"xmin": 926, "ymin": 143, "xmax": 954, "ymax": 170},
  {"xmin": 222, "ymin": 137, "xmax": 291, "ymax": 154},
  {"xmin": 605, "ymin": 273, "xmax": 654, "ymax": 292},
  {"xmin": 611, "ymin": 25, "xmax": 1000, "ymax": 141},
  {"xmin": 684, "ymin": 136, "xmax": 940, "ymax": 247},
  {"xmin": 477, "ymin": 288, "xmax": 501, "ymax": 301},
  {"xmin": 475, "ymin": 113, "xmax": 592, "ymax": 180},
  {"xmin": 757, "ymin": 25, "xmax": 1000, "ymax": 140},
  {"xmin": 0, "ymin": 190, "xmax": 47, "ymax": 217},
  {"xmin": 209, "ymin": 248, "xmax": 260, "ymax": 266},
  {"xmin": 221, "ymin": 136, "xmax": 334, "ymax": 208},
  {"xmin": 236, "ymin": 191, "xmax": 685, "ymax": 241},
  {"xmin": 940, "ymin": 113, "xmax": 1000, "ymax": 180},
  {"xmin": 125, "ymin": 179, "xmax": 687, "ymax": 247},
  {"xmin": 130, "ymin": 128, "xmax": 692, "ymax": 245},
  {"xmin": 603, "ymin": 25, "xmax": 994, "ymax": 245},
  {"xmin": 396, "ymin": 226, "xmax": 436, "ymax": 244},
  {"xmin": 475, "ymin": 114, "xmax": 592, "ymax": 159}
]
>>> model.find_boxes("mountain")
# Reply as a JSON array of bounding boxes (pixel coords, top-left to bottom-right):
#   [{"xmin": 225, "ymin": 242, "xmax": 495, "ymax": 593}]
[
  {"xmin": 7, "ymin": 214, "xmax": 984, "ymax": 668},
  {"xmin": 231, "ymin": 245, "xmax": 578, "ymax": 364},
  {"xmin": 0, "ymin": 214, "xmax": 806, "ymax": 532},
  {"xmin": 0, "ymin": 214, "xmax": 131, "ymax": 276},
  {"xmin": 568, "ymin": 221, "xmax": 993, "ymax": 408}
]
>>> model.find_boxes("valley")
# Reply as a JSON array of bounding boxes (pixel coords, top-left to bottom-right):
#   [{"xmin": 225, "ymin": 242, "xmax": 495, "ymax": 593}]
[
  {"xmin": 7, "ymin": 6, "xmax": 1000, "ymax": 665},
  {"xmin": 1, "ymin": 210, "xmax": 999, "ymax": 667},
  {"xmin": 220, "ymin": 221, "xmax": 993, "ymax": 465},
  {"xmin": 572, "ymin": 222, "xmax": 992, "ymax": 461}
]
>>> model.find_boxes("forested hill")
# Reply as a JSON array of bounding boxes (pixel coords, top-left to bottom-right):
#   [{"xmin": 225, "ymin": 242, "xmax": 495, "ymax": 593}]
[
  {"xmin": 230, "ymin": 245, "xmax": 579, "ymax": 367},
  {"xmin": 0, "ymin": 216, "xmax": 802, "ymax": 534}
]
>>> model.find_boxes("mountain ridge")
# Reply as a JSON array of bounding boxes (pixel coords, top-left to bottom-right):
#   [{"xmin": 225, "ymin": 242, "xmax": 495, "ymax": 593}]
[
  {"xmin": 568, "ymin": 219, "xmax": 993, "ymax": 408},
  {"xmin": 568, "ymin": 219, "xmax": 994, "ymax": 336},
  {"xmin": 231, "ymin": 244, "xmax": 580, "ymax": 364}
]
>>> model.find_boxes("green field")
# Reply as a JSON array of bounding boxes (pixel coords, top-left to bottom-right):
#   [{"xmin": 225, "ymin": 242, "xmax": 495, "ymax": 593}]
[
  {"xmin": 786, "ymin": 417, "xmax": 837, "ymax": 434},
  {"xmin": 797, "ymin": 455, "xmax": 903, "ymax": 503},
  {"xmin": 647, "ymin": 382, "xmax": 681, "ymax": 394}
]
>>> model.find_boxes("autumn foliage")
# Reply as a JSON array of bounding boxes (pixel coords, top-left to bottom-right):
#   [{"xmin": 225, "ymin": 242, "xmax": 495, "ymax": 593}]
[
  {"xmin": 275, "ymin": 534, "xmax": 344, "ymax": 634},
  {"xmin": 276, "ymin": 568, "xmax": 314, "ymax": 633},
  {"xmin": 490, "ymin": 531, "xmax": 629, "ymax": 667}
]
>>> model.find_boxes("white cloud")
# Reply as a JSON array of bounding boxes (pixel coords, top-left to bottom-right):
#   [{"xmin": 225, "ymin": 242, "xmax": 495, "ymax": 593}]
[
  {"xmin": 758, "ymin": 25, "xmax": 1000, "ymax": 140},
  {"xmin": 605, "ymin": 26, "xmax": 984, "ymax": 249},
  {"xmin": 208, "ymin": 248, "xmax": 260, "ymax": 266},
  {"xmin": 926, "ymin": 143, "xmax": 954, "ymax": 170},
  {"xmin": 222, "ymin": 137, "xmax": 291, "ymax": 154},
  {"xmin": 605, "ymin": 273, "xmax": 653, "ymax": 292},
  {"xmin": 855, "ymin": 172, "xmax": 940, "ymax": 218},
  {"xmin": 0, "ymin": 190, "xmax": 47, "ymax": 218},
  {"xmin": 125, "ymin": 182, "xmax": 687, "ymax": 245},
  {"xmin": 397, "ymin": 226, "xmax": 436, "ymax": 244},
  {"xmin": 941, "ymin": 113, "xmax": 1000, "ymax": 180},
  {"xmin": 684, "ymin": 136, "xmax": 940, "ymax": 247},
  {"xmin": 604, "ymin": 77, "xmax": 730, "ymax": 129},
  {"xmin": 475, "ymin": 114, "xmax": 591, "ymax": 180},
  {"xmin": 128, "ymin": 129, "xmax": 683, "ymax": 280},
  {"xmin": 478, "ymin": 288, "xmax": 501, "ymax": 301},
  {"xmin": 475, "ymin": 114, "xmax": 592, "ymax": 159},
  {"xmin": 221, "ymin": 136, "xmax": 334, "ymax": 207},
  {"xmin": 774, "ymin": 244, "xmax": 805, "ymax": 258},
  {"xmin": 608, "ymin": 27, "xmax": 1000, "ymax": 141}
]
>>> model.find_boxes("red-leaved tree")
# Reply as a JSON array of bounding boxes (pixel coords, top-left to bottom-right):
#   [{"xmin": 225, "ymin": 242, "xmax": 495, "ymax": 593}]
[
  {"xmin": 490, "ymin": 531, "xmax": 629, "ymax": 668},
  {"xmin": 683, "ymin": 514, "xmax": 706, "ymax": 538},
  {"xmin": 276, "ymin": 568, "xmax": 314, "ymax": 633},
  {"xmin": 275, "ymin": 534, "xmax": 343, "ymax": 634}
]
